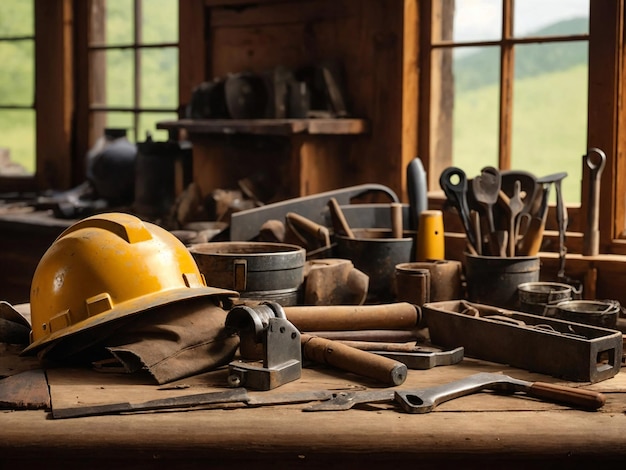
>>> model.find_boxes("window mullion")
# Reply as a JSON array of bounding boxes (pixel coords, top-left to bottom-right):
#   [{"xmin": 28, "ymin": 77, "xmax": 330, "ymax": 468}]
[
  {"xmin": 498, "ymin": 0, "xmax": 514, "ymax": 170},
  {"xmin": 134, "ymin": 0, "xmax": 142, "ymax": 140}
]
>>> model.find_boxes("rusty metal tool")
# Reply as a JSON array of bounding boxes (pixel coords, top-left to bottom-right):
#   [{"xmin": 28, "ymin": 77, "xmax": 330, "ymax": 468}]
[
  {"xmin": 582, "ymin": 148, "xmax": 606, "ymax": 256},
  {"xmin": 329, "ymin": 340, "xmax": 464, "ymax": 369},
  {"xmin": 368, "ymin": 346, "xmax": 464, "ymax": 370},
  {"xmin": 301, "ymin": 334, "xmax": 408, "ymax": 386},
  {"xmin": 53, "ymin": 388, "xmax": 252, "ymax": 419},
  {"xmin": 52, "ymin": 388, "xmax": 344, "ymax": 420},
  {"xmin": 305, "ymin": 372, "xmax": 605, "ymax": 412}
]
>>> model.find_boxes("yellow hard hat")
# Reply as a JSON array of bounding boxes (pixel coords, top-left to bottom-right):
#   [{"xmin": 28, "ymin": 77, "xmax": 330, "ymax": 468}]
[{"xmin": 23, "ymin": 212, "xmax": 237, "ymax": 355}]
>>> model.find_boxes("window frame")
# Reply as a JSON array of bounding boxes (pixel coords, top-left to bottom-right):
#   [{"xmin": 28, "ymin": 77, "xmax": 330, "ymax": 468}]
[
  {"xmin": 419, "ymin": 0, "xmax": 626, "ymax": 255},
  {"xmin": 0, "ymin": 0, "xmax": 74, "ymax": 193}
]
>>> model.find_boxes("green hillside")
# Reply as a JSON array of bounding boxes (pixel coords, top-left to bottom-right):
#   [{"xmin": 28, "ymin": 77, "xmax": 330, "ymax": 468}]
[
  {"xmin": 452, "ymin": 17, "xmax": 589, "ymax": 204},
  {"xmin": 454, "ymin": 64, "xmax": 587, "ymax": 203},
  {"xmin": 456, "ymin": 18, "xmax": 588, "ymax": 92}
]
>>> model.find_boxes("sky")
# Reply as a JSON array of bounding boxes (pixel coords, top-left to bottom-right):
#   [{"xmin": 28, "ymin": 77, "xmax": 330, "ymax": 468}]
[{"xmin": 454, "ymin": 0, "xmax": 589, "ymax": 41}]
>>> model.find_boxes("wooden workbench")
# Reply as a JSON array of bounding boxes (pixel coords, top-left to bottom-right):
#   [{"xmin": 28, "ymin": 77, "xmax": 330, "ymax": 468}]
[{"xmin": 1, "ymin": 344, "xmax": 625, "ymax": 469}]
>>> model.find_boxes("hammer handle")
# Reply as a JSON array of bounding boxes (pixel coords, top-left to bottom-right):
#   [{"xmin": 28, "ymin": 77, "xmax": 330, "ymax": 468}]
[
  {"xmin": 528, "ymin": 382, "xmax": 606, "ymax": 410},
  {"xmin": 301, "ymin": 334, "xmax": 407, "ymax": 386}
]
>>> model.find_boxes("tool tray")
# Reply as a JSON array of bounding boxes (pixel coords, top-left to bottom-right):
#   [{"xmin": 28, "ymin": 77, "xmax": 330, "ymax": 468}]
[{"xmin": 422, "ymin": 300, "xmax": 623, "ymax": 383}]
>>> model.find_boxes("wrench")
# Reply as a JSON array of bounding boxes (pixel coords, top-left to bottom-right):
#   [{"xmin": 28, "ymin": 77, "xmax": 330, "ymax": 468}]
[
  {"xmin": 305, "ymin": 372, "xmax": 605, "ymax": 412},
  {"xmin": 582, "ymin": 148, "xmax": 606, "ymax": 256}
]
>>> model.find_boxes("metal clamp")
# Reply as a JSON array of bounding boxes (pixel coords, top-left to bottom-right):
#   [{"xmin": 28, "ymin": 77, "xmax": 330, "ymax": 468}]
[{"xmin": 225, "ymin": 302, "xmax": 301, "ymax": 390}]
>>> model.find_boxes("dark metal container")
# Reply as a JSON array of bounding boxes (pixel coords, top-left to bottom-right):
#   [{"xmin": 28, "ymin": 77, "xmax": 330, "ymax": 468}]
[
  {"xmin": 464, "ymin": 254, "xmax": 540, "ymax": 309},
  {"xmin": 552, "ymin": 299, "xmax": 621, "ymax": 329},
  {"xmin": 336, "ymin": 228, "xmax": 415, "ymax": 303},
  {"xmin": 189, "ymin": 242, "xmax": 306, "ymax": 306}
]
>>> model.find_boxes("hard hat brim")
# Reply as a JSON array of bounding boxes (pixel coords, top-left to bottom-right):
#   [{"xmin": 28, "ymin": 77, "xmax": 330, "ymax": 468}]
[{"xmin": 21, "ymin": 286, "xmax": 238, "ymax": 356}]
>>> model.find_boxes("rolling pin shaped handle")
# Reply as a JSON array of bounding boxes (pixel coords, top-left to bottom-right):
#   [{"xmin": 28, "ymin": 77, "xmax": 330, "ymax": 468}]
[
  {"xmin": 301, "ymin": 334, "xmax": 408, "ymax": 386},
  {"xmin": 527, "ymin": 382, "xmax": 606, "ymax": 410}
]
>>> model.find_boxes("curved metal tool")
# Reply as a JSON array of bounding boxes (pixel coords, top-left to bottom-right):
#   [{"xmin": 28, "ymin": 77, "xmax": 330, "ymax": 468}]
[
  {"xmin": 439, "ymin": 167, "xmax": 477, "ymax": 251},
  {"xmin": 394, "ymin": 372, "xmax": 605, "ymax": 414}
]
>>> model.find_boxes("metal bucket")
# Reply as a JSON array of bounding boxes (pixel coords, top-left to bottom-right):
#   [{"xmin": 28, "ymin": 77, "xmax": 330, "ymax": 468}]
[
  {"xmin": 464, "ymin": 254, "xmax": 540, "ymax": 309},
  {"xmin": 552, "ymin": 299, "xmax": 621, "ymax": 329},
  {"xmin": 336, "ymin": 228, "xmax": 415, "ymax": 302},
  {"xmin": 188, "ymin": 242, "xmax": 306, "ymax": 306},
  {"xmin": 517, "ymin": 281, "xmax": 574, "ymax": 315}
]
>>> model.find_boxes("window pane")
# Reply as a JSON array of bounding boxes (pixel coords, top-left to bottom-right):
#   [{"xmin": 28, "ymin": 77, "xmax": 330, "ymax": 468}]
[
  {"xmin": 511, "ymin": 43, "xmax": 588, "ymax": 203},
  {"xmin": 0, "ymin": 40, "xmax": 34, "ymax": 105},
  {"xmin": 434, "ymin": 0, "xmax": 502, "ymax": 43},
  {"xmin": 449, "ymin": 47, "xmax": 500, "ymax": 176},
  {"xmin": 139, "ymin": 112, "xmax": 178, "ymax": 142},
  {"xmin": 514, "ymin": 0, "xmax": 589, "ymax": 38},
  {"xmin": 104, "ymin": 0, "xmax": 134, "ymax": 45},
  {"xmin": 0, "ymin": 110, "xmax": 35, "ymax": 175},
  {"xmin": 90, "ymin": 49, "xmax": 134, "ymax": 107},
  {"xmin": 141, "ymin": 0, "xmax": 178, "ymax": 44},
  {"xmin": 0, "ymin": 0, "xmax": 33, "ymax": 37},
  {"xmin": 140, "ymin": 47, "xmax": 178, "ymax": 108}
]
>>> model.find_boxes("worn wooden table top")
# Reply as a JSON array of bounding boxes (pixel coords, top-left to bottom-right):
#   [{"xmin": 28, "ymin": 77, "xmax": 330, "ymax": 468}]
[{"xmin": 0, "ymin": 342, "xmax": 625, "ymax": 470}]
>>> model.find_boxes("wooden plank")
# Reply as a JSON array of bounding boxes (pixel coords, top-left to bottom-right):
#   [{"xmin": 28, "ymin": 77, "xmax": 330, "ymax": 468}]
[
  {"xmin": 210, "ymin": 0, "xmax": 351, "ymax": 28},
  {"xmin": 0, "ymin": 369, "xmax": 50, "ymax": 410},
  {"xmin": 157, "ymin": 119, "xmax": 369, "ymax": 135}
]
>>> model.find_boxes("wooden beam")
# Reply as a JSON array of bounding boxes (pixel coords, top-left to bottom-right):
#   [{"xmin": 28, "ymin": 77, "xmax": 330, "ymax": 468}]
[
  {"xmin": 498, "ymin": 0, "xmax": 514, "ymax": 169},
  {"xmin": 179, "ymin": 0, "xmax": 208, "ymax": 113},
  {"xmin": 587, "ymin": 0, "xmax": 623, "ymax": 249},
  {"xmin": 34, "ymin": 0, "xmax": 74, "ymax": 190}
]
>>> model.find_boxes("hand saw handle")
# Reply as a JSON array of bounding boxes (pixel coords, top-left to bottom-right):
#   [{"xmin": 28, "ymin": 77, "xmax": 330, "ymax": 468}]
[{"xmin": 528, "ymin": 382, "xmax": 606, "ymax": 410}]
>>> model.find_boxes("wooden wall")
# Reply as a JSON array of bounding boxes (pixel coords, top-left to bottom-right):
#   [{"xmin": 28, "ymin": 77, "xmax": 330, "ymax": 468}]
[{"xmin": 180, "ymin": 0, "xmax": 419, "ymax": 201}]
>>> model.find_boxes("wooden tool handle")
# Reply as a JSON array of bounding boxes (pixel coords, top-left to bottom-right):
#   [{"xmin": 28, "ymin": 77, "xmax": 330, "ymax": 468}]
[
  {"xmin": 328, "ymin": 197, "xmax": 355, "ymax": 238},
  {"xmin": 528, "ymin": 382, "xmax": 606, "ymax": 410},
  {"xmin": 390, "ymin": 203, "xmax": 404, "ymax": 238},
  {"xmin": 284, "ymin": 302, "xmax": 420, "ymax": 331},
  {"xmin": 301, "ymin": 334, "xmax": 407, "ymax": 386}
]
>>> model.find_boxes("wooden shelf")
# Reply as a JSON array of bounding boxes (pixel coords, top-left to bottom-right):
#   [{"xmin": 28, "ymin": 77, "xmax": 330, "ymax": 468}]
[{"xmin": 157, "ymin": 118, "xmax": 370, "ymax": 137}]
